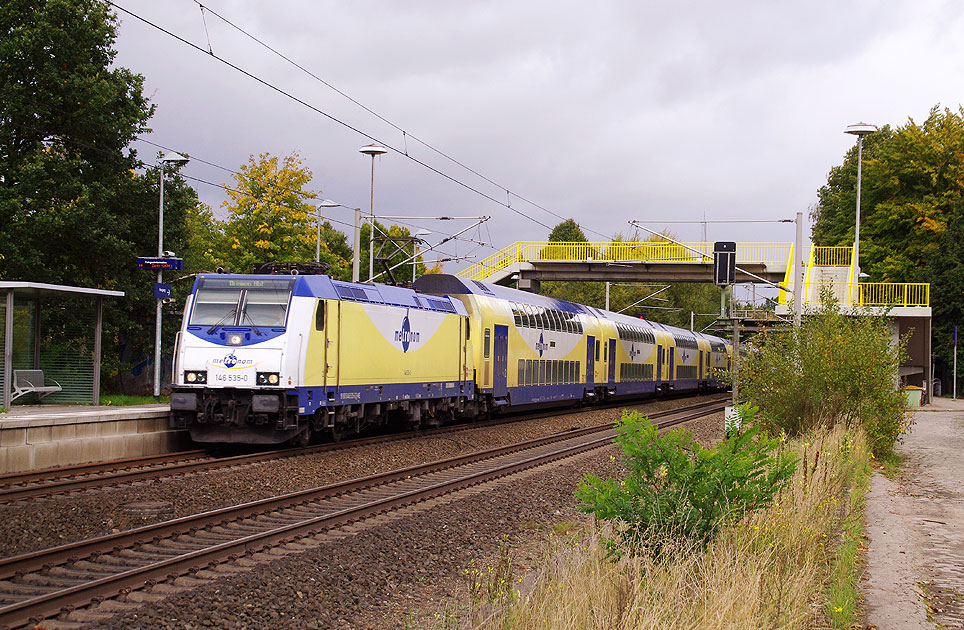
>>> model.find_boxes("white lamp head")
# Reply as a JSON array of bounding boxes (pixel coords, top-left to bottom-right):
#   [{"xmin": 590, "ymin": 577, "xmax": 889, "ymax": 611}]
[
  {"xmin": 845, "ymin": 122, "xmax": 877, "ymax": 137},
  {"xmin": 160, "ymin": 151, "xmax": 190, "ymax": 164},
  {"xmin": 359, "ymin": 143, "xmax": 388, "ymax": 157}
]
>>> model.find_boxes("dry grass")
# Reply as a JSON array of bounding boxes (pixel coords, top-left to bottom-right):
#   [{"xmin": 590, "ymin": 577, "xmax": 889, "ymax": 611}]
[{"xmin": 469, "ymin": 425, "xmax": 871, "ymax": 630}]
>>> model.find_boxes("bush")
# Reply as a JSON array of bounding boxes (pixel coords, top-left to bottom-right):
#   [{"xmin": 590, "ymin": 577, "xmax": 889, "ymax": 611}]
[
  {"xmin": 739, "ymin": 297, "xmax": 907, "ymax": 456},
  {"xmin": 575, "ymin": 409, "xmax": 797, "ymax": 559}
]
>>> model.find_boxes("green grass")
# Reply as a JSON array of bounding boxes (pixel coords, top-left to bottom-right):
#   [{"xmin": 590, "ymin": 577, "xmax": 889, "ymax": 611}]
[
  {"xmin": 825, "ymin": 452, "xmax": 872, "ymax": 628},
  {"xmin": 875, "ymin": 451, "xmax": 904, "ymax": 479},
  {"xmin": 99, "ymin": 394, "xmax": 169, "ymax": 406}
]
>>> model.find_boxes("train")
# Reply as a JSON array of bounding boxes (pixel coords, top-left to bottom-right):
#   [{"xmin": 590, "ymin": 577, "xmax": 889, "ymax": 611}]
[{"xmin": 169, "ymin": 272, "xmax": 732, "ymax": 444}]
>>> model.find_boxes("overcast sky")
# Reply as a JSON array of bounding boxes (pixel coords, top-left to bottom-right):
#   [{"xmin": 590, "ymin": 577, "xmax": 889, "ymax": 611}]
[{"xmin": 112, "ymin": 0, "xmax": 964, "ymax": 276}]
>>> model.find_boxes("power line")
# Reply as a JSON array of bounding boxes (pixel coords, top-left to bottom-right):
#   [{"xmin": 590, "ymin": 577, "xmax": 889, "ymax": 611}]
[
  {"xmin": 192, "ymin": 2, "xmax": 610, "ymax": 239},
  {"xmin": 109, "ymin": 2, "xmax": 558, "ymax": 232}
]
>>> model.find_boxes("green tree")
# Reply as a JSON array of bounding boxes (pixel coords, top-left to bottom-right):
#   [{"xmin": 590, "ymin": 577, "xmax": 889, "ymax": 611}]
[
  {"xmin": 812, "ymin": 105, "xmax": 964, "ymax": 391},
  {"xmin": 813, "ymin": 106, "xmax": 964, "ymax": 282},
  {"xmin": 217, "ymin": 152, "xmax": 319, "ymax": 272},
  {"xmin": 0, "ymin": 0, "xmax": 202, "ymax": 392},
  {"xmin": 548, "ymin": 218, "xmax": 588, "ymax": 243},
  {"xmin": 0, "ymin": 0, "xmax": 156, "ymax": 285}
]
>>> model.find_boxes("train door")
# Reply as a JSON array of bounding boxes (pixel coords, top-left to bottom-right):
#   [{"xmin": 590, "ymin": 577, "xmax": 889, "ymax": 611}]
[
  {"xmin": 331, "ymin": 300, "xmax": 341, "ymax": 393},
  {"xmin": 586, "ymin": 336, "xmax": 595, "ymax": 388},
  {"xmin": 669, "ymin": 348, "xmax": 675, "ymax": 385},
  {"xmin": 656, "ymin": 345, "xmax": 663, "ymax": 387},
  {"xmin": 492, "ymin": 325, "xmax": 508, "ymax": 397},
  {"xmin": 608, "ymin": 339, "xmax": 616, "ymax": 385},
  {"xmin": 699, "ymin": 350, "xmax": 704, "ymax": 381}
]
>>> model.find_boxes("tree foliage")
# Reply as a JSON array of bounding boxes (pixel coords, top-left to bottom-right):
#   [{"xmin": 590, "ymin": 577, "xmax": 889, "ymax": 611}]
[
  {"xmin": 219, "ymin": 152, "xmax": 319, "ymax": 272},
  {"xmin": 0, "ymin": 0, "xmax": 202, "ymax": 390},
  {"xmin": 812, "ymin": 105, "xmax": 964, "ymax": 391},
  {"xmin": 812, "ymin": 106, "xmax": 964, "ymax": 283}
]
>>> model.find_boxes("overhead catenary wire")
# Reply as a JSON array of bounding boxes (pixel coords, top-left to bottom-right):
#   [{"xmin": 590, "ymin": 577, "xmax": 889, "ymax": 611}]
[
  {"xmin": 191, "ymin": 2, "xmax": 610, "ymax": 240},
  {"xmin": 132, "ymin": 135, "xmax": 500, "ymax": 252},
  {"xmin": 109, "ymin": 2, "xmax": 560, "ymax": 233},
  {"xmin": 16, "ymin": 93, "xmax": 500, "ymax": 257}
]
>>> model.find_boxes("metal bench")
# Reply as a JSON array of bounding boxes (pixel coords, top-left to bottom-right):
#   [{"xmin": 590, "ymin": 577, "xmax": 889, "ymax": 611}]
[{"xmin": 12, "ymin": 369, "xmax": 62, "ymax": 402}]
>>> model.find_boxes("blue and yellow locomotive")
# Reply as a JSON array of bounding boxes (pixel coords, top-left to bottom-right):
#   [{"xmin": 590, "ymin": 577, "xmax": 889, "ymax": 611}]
[{"xmin": 170, "ymin": 272, "xmax": 731, "ymax": 444}]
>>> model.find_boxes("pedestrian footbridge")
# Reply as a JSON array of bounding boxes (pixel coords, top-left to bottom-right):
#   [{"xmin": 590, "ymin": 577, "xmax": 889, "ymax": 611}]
[{"xmin": 457, "ymin": 241, "xmax": 930, "ymax": 310}]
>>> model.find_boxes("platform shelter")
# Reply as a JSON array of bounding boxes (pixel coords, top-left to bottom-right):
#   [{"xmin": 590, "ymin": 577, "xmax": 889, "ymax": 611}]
[{"xmin": 0, "ymin": 282, "xmax": 124, "ymax": 408}]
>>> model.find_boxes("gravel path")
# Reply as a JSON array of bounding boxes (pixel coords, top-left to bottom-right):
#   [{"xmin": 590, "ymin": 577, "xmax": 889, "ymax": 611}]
[{"xmin": 863, "ymin": 397, "xmax": 964, "ymax": 629}]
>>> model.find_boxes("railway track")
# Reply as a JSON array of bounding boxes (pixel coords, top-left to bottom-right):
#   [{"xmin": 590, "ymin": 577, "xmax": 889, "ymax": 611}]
[
  {"xmin": 0, "ymin": 394, "xmax": 729, "ymax": 504},
  {"xmin": 0, "ymin": 398, "xmax": 725, "ymax": 629}
]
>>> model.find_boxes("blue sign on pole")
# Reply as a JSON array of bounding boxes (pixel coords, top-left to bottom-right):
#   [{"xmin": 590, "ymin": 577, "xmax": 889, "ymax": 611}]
[
  {"xmin": 137, "ymin": 257, "xmax": 184, "ymax": 270},
  {"xmin": 154, "ymin": 283, "xmax": 172, "ymax": 299}
]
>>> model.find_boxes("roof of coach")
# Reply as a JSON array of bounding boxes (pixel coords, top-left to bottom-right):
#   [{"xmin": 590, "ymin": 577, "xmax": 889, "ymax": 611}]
[
  {"xmin": 192, "ymin": 273, "xmax": 467, "ymax": 316},
  {"xmin": 413, "ymin": 274, "xmax": 729, "ymax": 344},
  {"xmin": 414, "ymin": 274, "xmax": 594, "ymax": 315}
]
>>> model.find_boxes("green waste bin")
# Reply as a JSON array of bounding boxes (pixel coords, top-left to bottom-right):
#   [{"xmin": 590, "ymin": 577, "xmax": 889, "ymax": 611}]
[{"xmin": 904, "ymin": 386, "xmax": 923, "ymax": 408}]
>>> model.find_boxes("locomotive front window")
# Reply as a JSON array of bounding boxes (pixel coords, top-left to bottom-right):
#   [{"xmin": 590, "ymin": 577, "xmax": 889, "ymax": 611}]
[
  {"xmin": 190, "ymin": 287, "xmax": 243, "ymax": 325},
  {"xmin": 243, "ymin": 287, "xmax": 292, "ymax": 326},
  {"xmin": 190, "ymin": 277, "xmax": 295, "ymax": 327}
]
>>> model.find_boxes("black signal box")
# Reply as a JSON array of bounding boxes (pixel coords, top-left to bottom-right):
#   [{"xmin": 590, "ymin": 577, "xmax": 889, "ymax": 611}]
[{"xmin": 713, "ymin": 242, "xmax": 736, "ymax": 286}]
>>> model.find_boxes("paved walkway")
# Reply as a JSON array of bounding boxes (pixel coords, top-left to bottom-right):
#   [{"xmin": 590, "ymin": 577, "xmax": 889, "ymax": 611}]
[{"xmin": 864, "ymin": 397, "xmax": 964, "ymax": 629}]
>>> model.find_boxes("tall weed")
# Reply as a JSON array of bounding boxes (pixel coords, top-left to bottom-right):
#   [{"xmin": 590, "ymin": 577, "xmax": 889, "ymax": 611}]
[
  {"xmin": 739, "ymin": 297, "xmax": 907, "ymax": 455},
  {"xmin": 575, "ymin": 409, "xmax": 796, "ymax": 558}
]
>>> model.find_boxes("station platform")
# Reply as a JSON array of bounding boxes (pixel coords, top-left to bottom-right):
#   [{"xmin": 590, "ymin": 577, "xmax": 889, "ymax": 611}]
[{"xmin": 0, "ymin": 403, "xmax": 188, "ymax": 474}]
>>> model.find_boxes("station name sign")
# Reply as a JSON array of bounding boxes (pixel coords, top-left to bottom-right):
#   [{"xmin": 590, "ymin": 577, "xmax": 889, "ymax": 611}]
[{"xmin": 137, "ymin": 257, "xmax": 184, "ymax": 271}]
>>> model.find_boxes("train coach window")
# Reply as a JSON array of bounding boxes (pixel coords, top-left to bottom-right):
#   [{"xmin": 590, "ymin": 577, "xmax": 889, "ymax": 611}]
[
  {"xmin": 595, "ymin": 340, "xmax": 600, "ymax": 362},
  {"xmin": 484, "ymin": 328, "xmax": 491, "ymax": 358},
  {"xmin": 315, "ymin": 301, "xmax": 325, "ymax": 331},
  {"xmin": 518, "ymin": 360, "xmax": 525, "ymax": 385},
  {"xmin": 526, "ymin": 359, "xmax": 533, "ymax": 385}
]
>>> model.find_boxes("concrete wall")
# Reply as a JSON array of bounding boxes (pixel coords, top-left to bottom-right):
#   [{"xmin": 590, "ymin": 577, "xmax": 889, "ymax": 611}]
[{"xmin": 0, "ymin": 412, "xmax": 190, "ymax": 474}]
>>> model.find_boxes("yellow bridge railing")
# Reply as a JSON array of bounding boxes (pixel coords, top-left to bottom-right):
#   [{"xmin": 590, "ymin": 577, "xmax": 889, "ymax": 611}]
[
  {"xmin": 458, "ymin": 241, "xmax": 928, "ymax": 307},
  {"xmin": 459, "ymin": 241, "xmax": 797, "ymax": 281},
  {"xmin": 787, "ymin": 283, "xmax": 929, "ymax": 307}
]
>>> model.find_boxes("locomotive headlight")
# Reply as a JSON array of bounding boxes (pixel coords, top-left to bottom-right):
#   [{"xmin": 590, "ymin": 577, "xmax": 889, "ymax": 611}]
[
  {"xmin": 257, "ymin": 372, "xmax": 280, "ymax": 386},
  {"xmin": 184, "ymin": 370, "xmax": 207, "ymax": 384},
  {"xmin": 227, "ymin": 333, "xmax": 244, "ymax": 346}
]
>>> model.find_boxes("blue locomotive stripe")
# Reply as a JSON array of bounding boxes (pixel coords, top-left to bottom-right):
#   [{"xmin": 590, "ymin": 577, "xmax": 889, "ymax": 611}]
[
  {"xmin": 186, "ymin": 326, "xmax": 286, "ymax": 346},
  {"xmin": 296, "ymin": 381, "xmax": 475, "ymax": 415}
]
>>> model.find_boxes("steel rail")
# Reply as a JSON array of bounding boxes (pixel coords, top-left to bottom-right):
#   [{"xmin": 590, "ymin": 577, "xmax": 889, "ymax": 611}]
[
  {"xmin": 0, "ymin": 400, "xmax": 723, "ymax": 628},
  {"xmin": 0, "ymin": 400, "xmax": 724, "ymax": 628},
  {"xmin": 0, "ymin": 394, "xmax": 727, "ymax": 504}
]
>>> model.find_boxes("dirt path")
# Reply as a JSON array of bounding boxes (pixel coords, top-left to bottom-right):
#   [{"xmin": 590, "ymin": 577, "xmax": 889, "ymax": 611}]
[{"xmin": 863, "ymin": 397, "xmax": 964, "ymax": 629}]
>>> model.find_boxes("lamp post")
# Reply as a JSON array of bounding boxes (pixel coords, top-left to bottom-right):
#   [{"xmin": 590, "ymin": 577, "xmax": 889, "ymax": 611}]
[
  {"xmin": 317, "ymin": 199, "xmax": 363, "ymax": 282},
  {"xmin": 316, "ymin": 199, "xmax": 341, "ymax": 263},
  {"xmin": 412, "ymin": 230, "xmax": 432, "ymax": 282},
  {"xmin": 844, "ymin": 122, "xmax": 877, "ymax": 303},
  {"xmin": 359, "ymin": 143, "xmax": 388, "ymax": 282},
  {"xmin": 155, "ymin": 151, "xmax": 189, "ymax": 399}
]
